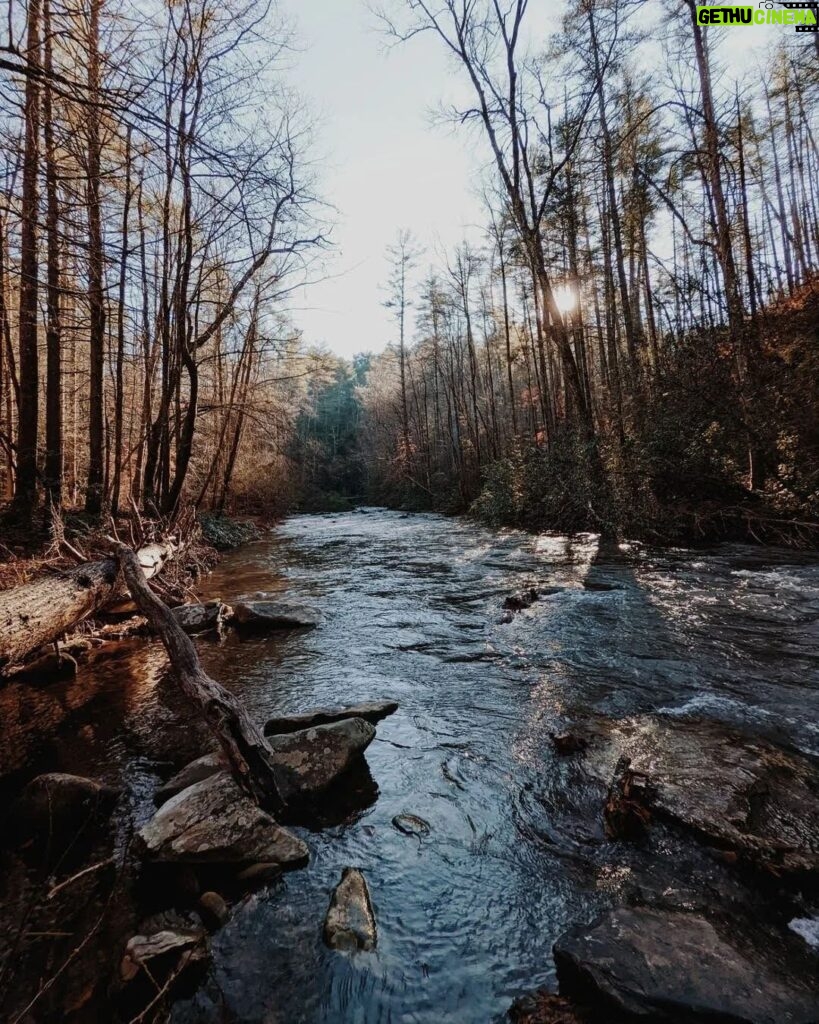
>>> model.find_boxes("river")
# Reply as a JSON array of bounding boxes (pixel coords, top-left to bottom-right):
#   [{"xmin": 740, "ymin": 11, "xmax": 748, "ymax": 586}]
[{"xmin": 2, "ymin": 508, "xmax": 819, "ymax": 1022}]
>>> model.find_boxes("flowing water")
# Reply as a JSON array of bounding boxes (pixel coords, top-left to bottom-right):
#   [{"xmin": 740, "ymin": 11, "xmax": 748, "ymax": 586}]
[{"xmin": 3, "ymin": 508, "xmax": 819, "ymax": 1023}]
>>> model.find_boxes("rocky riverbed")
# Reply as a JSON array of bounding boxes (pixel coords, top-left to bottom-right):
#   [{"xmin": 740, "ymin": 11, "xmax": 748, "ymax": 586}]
[{"xmin": 1, "ymin": 509, "xmax": 818, "ymax": 1022}]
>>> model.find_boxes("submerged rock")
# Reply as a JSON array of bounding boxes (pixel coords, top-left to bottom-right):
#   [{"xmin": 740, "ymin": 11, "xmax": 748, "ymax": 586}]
[
  {"xmin": 232, "ymin": 600, "xmax": 321, "ymax": 630},
  {"xmin": 138, "ymin": 771, "xmax": 308, "ymax": 868},
  {"xmin": 554, "ymin": 907, "xmax": 819, "ymax": 1023},
  {"xmin": 551, "ymin": 732, "xmax": 589, "ymax": 756},
  {"xmin": 13, "ymin": 772, "xmax": 119, "ymax": 842},
  {"xmin": 508, "ymin": 991, "xmax": 591, "ymax": 1024},
  {"xmin": 10, "ymin": 650, "xmax": 78, "ymax": 684},
  {"xmin": 586, "ymin": 716, "xmax": 819, "ymax": 873},
  {"xmin": 172, "ymin": 600, "xmax": 228, "ymax": 634},
  {"xmin": 235, "ymin": 861, "xmax": 283, "ymax": 887},
  {"xmin": 503, "ymin": 587, "xmax": 540, "ymax": 611},
  {"xmin": 266, "ymin": 718, "xmax": 376, "ymax": 800},
  {"xmin": 392, "ymin": 813, "xmax": 431, "ymax": 838},
  {"xmin": 264, "ymin": 699, "xmax": 398, "ymax": 736},
  {"xmin": 323, "ymin": 867, "xmax": 377, "ymax": 951}
]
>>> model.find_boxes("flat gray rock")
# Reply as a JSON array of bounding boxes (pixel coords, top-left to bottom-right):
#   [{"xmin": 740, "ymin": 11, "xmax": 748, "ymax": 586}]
[
  {"xmin": 586, "ymin": 716, "xmax": 819, "ymax": 873},
  {"xmin": 155, "ymin": 753, "xmax": 224, "ymax": 805},
  {"xmin": 172, "ymin": 601, "xmax": 227, "ymax": 634},
  {"xmin": 157, "ymin": 717, "xmax": 375, "ymax": 807},
  {"xmin": 138, "ymin": 771, "xmax": 308, "ymax": 867},
  {"xmin": 554, "ymin": 907, "xmax": 819, "ymax": 1023},
  {"xmin": 324, "ymin": 867, "xmax": 376, "ymax": 951},
  {"xmin": 266, "ymin": 718, "xmax": 376, "ymax": 800},
  {"xmin": 233, "ymin": 600, "xmax": 321, "ymax": 630},
  {"xmin": 121, "ymin": 928, "xmax": 208, "ymax": 983},
  {"xmin": 264, "ymin": 700, "xmax": 398, "ymax": 736}
]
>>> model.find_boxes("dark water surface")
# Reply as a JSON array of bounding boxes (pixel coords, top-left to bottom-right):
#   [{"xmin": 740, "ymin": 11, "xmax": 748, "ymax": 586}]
[{"xmin": 4, "ymin": 509, "xmax": 819, "ymax": 1022}]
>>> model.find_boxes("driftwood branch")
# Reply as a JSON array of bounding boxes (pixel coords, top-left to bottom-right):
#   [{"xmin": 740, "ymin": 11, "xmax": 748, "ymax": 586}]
[{"xmin": 114, "ymin": 544, "xmax": 286, "ymax": 814}]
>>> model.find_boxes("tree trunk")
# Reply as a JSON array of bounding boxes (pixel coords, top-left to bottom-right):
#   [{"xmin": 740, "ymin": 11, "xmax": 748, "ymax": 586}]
[
  {"xmin": 686, "ymin": 1, "xmax": 745, "ymax": 357},
  {"xmin": 14, "ymin": 0, "xmax": 41, "ymax": 514},
  {"xmin": 43, "ymin": 0, "xmax": 62, "ymax": 510},
  {"xmin": 497, "ymin": 237, "xmax": 518, "ymax": 436},
  {"xmin": 0, "ymin": 218, "xmax": 18, "ymax": 497},
  {"xmin": 115, "ymin": 544, "xmax": 286, "ymax": 813},
  {"xmin": 111, "ymin": 129, "xmax": 132, "ymax": 515},
  {"xmin": 85, "ymin": 0, "xmax": 106, "ymax": 515}
]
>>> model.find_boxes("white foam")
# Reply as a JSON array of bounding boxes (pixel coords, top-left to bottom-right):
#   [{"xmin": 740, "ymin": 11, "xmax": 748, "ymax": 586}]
[
  {"xmin": 658, "ymin": 694, "xmax": 756, "ymax": 719},
  {"xmin": 657, "ymin": 694, "xmax": 819, "ymax": 748},
  {"xmin": 789, "ymin": 916, "xmax": 819, "ymax": 949},
  {"xmin": 731, "ymin": 568, "xmax": 819, "ymax": 597}
]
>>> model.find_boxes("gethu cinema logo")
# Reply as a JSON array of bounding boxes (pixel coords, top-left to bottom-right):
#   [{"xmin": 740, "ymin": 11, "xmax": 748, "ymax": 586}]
[{"xmin": 695, "ymin": 2, "xmax": 818, "ymax": 26}]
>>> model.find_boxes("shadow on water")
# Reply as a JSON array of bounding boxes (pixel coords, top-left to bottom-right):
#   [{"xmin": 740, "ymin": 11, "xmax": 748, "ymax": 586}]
[{"xmin": 1, "ymin": 509, "xmax": 818, "ymax": 1022}]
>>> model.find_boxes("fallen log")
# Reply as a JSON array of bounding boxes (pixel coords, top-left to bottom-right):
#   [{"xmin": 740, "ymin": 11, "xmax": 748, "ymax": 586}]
[
  {"xmin": 115, "ymin": 544, "xmax": 286, "ymax": 814},
  {"xmin": 0, "ymin": 542, "xmax": 174, "ymax": 672}
]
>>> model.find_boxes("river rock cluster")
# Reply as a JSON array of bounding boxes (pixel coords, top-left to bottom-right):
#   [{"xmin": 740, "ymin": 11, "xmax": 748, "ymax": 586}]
[
  {"xmin": 140, "ymin": 699, "xmax": 398, "ymax": 864},
  {"xmin": 4, "ymin": 694, "xmax": 397, "ymax": 1018},
  {"xmin": 516, "ymin": 713, "xmax": 819, "ymax": 1024},
  {"xmin": 112, "ymin": 698, "xmax": 397, "ymax": 1011},
  {"xmin": 171, "ymin": 594, "xmax": 324, "ymax": 635}
]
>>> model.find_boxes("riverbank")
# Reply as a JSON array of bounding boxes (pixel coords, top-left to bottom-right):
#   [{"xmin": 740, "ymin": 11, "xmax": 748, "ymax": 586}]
[
  {"xmin": 348, "ymin": 281, "xmax": 819, "ymax": 553},
  {"xmin": 0, "ymin": 511, "xmax": 266, "ymax": 671},
  {"xmin": 1, "ymin": 510, "xmax": 818, "ymax": 1022}
]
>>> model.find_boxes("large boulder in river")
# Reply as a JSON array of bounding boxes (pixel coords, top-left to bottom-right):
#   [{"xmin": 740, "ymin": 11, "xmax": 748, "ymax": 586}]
[
  {"xmin": 323, "ymin": 867, "xmax": 377, "ymax": 951},
  {"xmin": 586, "ymin": 716, "xmax": 819, "ymax": 874},
  {"xmin": 156, "ymin": 718, "xmax": 376, "ymax": 807},
  {"xmin": 267, "ymin": 718, "xmax": 375, "ymax": 801},
  {"xmin": 554, "ymin": 907, "xmax": 819, "ymax": 1023},
  {"xmin": 13, "ymin": 772, "xmax": 119, "ymax": 842},
  {"xmin": 138, "ymin": 771, "xmax": 308, "ymax": 868},
  {"xmin": 232, "ymin": 600, "xmax": 321, "ymax": 631},
  {"xmin": 264, "ymin": 700, "xmax": 398, "ymax": 736}
]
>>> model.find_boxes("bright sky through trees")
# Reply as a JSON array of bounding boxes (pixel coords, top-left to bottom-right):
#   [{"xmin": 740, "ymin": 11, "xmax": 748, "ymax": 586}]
[{"xmin": 280, "ymin": 0, "xmax": 781, "ymax": 358}]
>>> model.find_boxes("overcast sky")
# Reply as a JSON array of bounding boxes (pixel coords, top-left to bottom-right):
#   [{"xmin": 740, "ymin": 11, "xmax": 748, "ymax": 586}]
[{"xmin": 278, "ymin": 0, "xmax": 781, "ymax": 360}]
